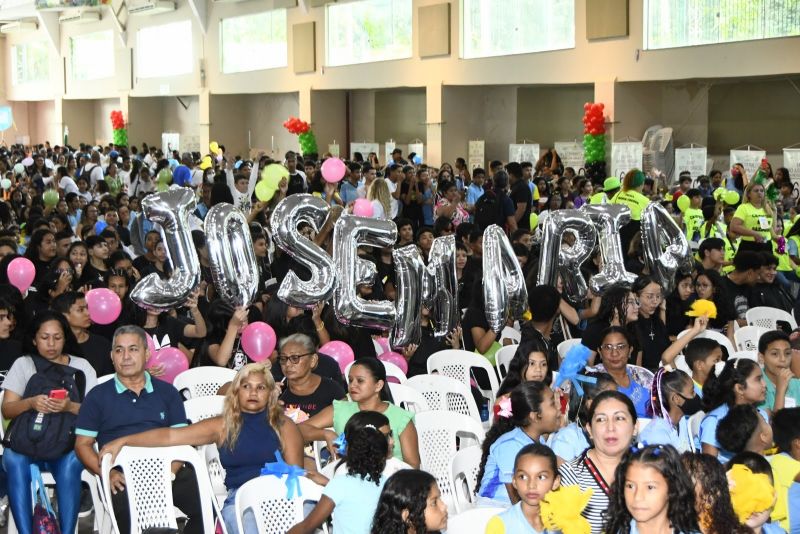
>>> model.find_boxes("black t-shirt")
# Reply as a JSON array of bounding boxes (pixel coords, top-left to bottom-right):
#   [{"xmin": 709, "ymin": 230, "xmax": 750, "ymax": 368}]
[
  {"xmin": 461, "ymin": 305, "xmax": 499, "ymax": 353},
  {"xmin": 79, "ymin": 263, "xmax": 109, "ymax": 289},
  {"xmin": 144, "ymin": 315, "xmax": 188, "ymax": 351},
  {"xmin": 287, "ymin": 173, "xmax": 306, "ymax": 196},
  {"xmin": 271, "ymin": 353, "xmax": 345, "ymax": 389},
  {"xmin": 720, "ymin": 277, "xmax": 751, "ymax": 321},
  {"xmin": 400, "ymin": 182, "xmax": 423, "ymax": 223},
  {"xmin": 0, "ymin": 338, "xmax": 23, "ymax": 384},
  {"xmin": 407, "ymin": 326, "xmax": 449, "ymax": 378},
  {"xmin": 632, "ymin": 315, "xmax": 670, "ymax": 372},
  {"xmin": 132, "ymin": 255, "xmax": 155, "ymax": 275},
  {"xmin": 279, "ymin": 376, "xmax": 346, "ymax": 419},
  {"xmin": 751, "ymin": 283, "xmax": 794, "ymax": 314},
  {"xmin": 79, "ymin": 333, "xmax": 114, "ymax": 376},
  {"xmin": 510, "ymin": 180, "xmax": 532, "ymax": 230}
]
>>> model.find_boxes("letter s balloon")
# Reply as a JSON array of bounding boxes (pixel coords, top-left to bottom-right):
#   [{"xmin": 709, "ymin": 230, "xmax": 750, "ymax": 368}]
[
  {"xmin": 131, "ymin": 188, "xmax": 200, "ymax": 311},
  {"xmin": 269, "ymin": 194, "xmax": 336, "ymax": 309}
]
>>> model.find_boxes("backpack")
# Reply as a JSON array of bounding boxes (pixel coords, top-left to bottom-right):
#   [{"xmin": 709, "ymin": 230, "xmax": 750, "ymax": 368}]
[
  {"xmin": 474, "ymin": 191, "xmax": 501, "ymax": 231},
  {"xmin": 3, "ymin": 355, "xmax": 86, "ymax": 460}
]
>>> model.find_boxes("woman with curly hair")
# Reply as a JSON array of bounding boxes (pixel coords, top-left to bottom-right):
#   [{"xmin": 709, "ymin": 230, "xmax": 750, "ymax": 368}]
[
  {"xmin": 604, "ymin": 444, "xmax": 700, "ymax": 534},
  {"xmin": 98, "ymin": 362, "xmax": 303, "ymax": 534},
  {"xmin": 288, "ymin": 412, "xmax": 391, "ymax": 534},
  {"xmin": 580, "ymin": 285, "xmax": 640, "ymax": 365},
  {"xmin": 680, "ymin": 452, "xmax": 752, "ymax": 534},
  {"xmin": 371, "ymin": 470, "xmax": 448, "ymax": 534}
]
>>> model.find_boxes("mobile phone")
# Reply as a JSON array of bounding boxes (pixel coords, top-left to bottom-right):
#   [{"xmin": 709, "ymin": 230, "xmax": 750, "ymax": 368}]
[{"xmin": 49, "ymin": 389, "xmax": 67, "ymax": 400}]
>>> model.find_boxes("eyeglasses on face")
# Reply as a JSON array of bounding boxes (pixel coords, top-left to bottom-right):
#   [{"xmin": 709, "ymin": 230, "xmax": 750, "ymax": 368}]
[
  {"xmin": 278, "ymin": 352, "xmax": 313, "ymax": 365},
  {"xmin": 600, "ymin": 343, "xmax": 629, "ymax": 353}
]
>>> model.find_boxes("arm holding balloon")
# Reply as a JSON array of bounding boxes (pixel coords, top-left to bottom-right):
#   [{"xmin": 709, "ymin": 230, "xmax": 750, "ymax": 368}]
[
  {"xmin": 207, "ymin": 307, "xmax": 248, "ymax": 367},
  {"xmin": 472, "ymin": 325, "xmax": 499, "ymax": 355},
  {"xmin": 180, "ymin": 289, "xmax": 207, "ymax": 338},
  {"xmin": 559, "ymin": 298, "xmax": 580, "ymax": 326},
  {"xmin": 660, "ymin": 315, "xmax": 709, "ymax": 366},
  {"xmin": 311, "ymin": 302, "xmax": 330, "ymax": 345},
  {"xmin": 246, "ymin": 160, "xmax": 259, "ymax": 199}
]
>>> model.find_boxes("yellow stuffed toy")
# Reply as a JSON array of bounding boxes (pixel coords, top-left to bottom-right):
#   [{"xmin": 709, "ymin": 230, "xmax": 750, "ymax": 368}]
[
  {"xmin": 728, "ymin": 464, "xmax": 775, "ymax": 524},
  {"xmin": 540, "ymin": 485, "xmax": 594, "ymax": 534},
  {"xmin": 685, "ymin": 299, "xmax": 717, "ymax": 319}
]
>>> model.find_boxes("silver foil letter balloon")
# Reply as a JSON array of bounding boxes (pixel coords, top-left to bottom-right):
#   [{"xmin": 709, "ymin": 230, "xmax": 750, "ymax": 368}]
[
  {"xmin": 269, "ymin": 194, "xmax": 336, "ymax": 309},
  {"xmin": 391, "ymin": 235, "xmax": 459, "ymax": 346},
  {"xmin": 332, "ymin": 214, "xmax": 397, "ymax": 331},
  {"xmin": 536, "ymin": 209, "xmax": 597, "ymax": 301},
  {"xmin": 483, "ymin": 225, "xmax": 528, "ymax": 333},
  {"xmin": 582, "ymin": 204, "xmax": 637, "ymax": 294},
  {"xmin": 640, "ymin": 202, "xmax": 691, "ymax": 295},
  {"xmin": 204, "ymin": 203, "xmax": 259, "ymax": 308},
  {"xmin": 131, "ymin": 188, "xmax": 201, "ymax": 311}
]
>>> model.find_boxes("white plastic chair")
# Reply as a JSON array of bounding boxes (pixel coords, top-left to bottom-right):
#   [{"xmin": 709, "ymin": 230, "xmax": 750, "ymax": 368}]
[
  {"xmin": 101, "ymin": 445, "xmax": 217, "ymax": 534},
  {"xmin": 446, "ymin": 506, "xmax": 507, "ymax": 533},
  {"xmin": 500, "ymin": 326, "xmax": 521, "ymax": 345},
  {"xmin": 427, "ymin": 349, "xmax": 500, "ymax": 406},
  {"xmin": 199, "ymin": 443, "xmax": 228, "ymax": 506},
  {"xmin": 406, "ymin": 374, "xmax": 482, "ymax": 422},
  {"xmin": 388, "ymin": 382, "xmax": 430, "ymax": 413},
  {"xmin": 345, "ymin": 359, "xmax": 407, "ymax": 384},
  {"xmin": 677, "ymin": 329, "xmax": 735, "ymax": 360},
  {"xmin": 688, "ymin": 411, "xmax": 706, "ymax": 453},
  {"xmin": 173, "ymin": 367, "xmax": 237, "ymax": 399},
  {"xmin": 414, "ymin": 411, "xmax": 485, "ymax": 511},
  {"xmin": 183, "ymin": 395, "xmax": 225, "ymax": 423},
  {"xmin": 234, "ymin": 474, "xmax": 327, "ymax": 534},
  {"xmin": 557, "ymin": 338, "xmax": 582, "ymax": 361},
  {"xmin": 734, "ymin": 325, "xmax": 766, "ymax": 352},
  {"xmin": 450, "ymin": 445, "xmax": 483, "ymax": 513},
  {"xmin": 97, "ymin": 373, "xmax": 115, "ymax": 384},
  {"xmin": 494, "ymin": 345, "xmax": 518, "ymax": 381},
  {"xmin": 671, "ymin": 354, "xmax": 692, "ymax": 375},
  {"xmin": 746, "ymin": 306, "xmax": 798, "ymax": 331},
  {"xmin": 730, "ymin": 350, "xmax": 759, "ymax": 362}
]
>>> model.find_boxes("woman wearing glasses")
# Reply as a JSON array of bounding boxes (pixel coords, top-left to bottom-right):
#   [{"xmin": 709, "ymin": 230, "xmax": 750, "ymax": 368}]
[
  {"xmin": 632, "ymin": 275, "xmax": 709, "ymax": 372},
  {"xmin": 591, "ymin": 326, "xmax": 654, "ymax": 417},
  {"xmin": 580, "ymin": 286, "xmax": 640, "ymax": 366},
  {"xmin": 278, "ymin": 334, "xmax": 346, "ymax": 422}
]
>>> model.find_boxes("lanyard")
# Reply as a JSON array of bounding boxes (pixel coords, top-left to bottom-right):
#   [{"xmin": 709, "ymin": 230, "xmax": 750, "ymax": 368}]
[{"xmin": 584, "ymin": 454, "xmax": 611, "ymax": 495}]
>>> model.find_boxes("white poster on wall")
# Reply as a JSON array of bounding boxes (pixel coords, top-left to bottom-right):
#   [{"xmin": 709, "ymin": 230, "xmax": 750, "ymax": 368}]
[
  {"xmin": 328, "ymin": 144, "xmax": 340, "ymax": 157},
  {"xmin": 408, "ymin": 142, "xmax": 424, "ymax": 162},
  {"xmin": 384, "ymin": 141, "xmax": 396, "ymax": 166},
  {"xmin": 468, "ymin": 140, "xmax": 485, "ymax": 170},
  {"xmin": 611, "ymin": 142, "xmax": 643, "ymax": 179},
  {"xmin": 350, "ymin": 143, "xmax": 379, "ymax": 161},
  {"xmin": 784, "ymin": 149, "xmax": 800, "ymax": 185},
  {"xmin": 730, "ymin": 148, "xmax": 766, "ymax": 178},
  {"xmin": 162, "ymin": 133, "xmax": 180, "ymax": 155},
  {"xmin": 554, "ymin": 141, "xmax": 584, "ymax": 171},
  {"xmin": 673, "ymin": 147, "xmax": 708, "ymax": 180},
  {"xmin": 508, "ymin": 144, "xmax": 540, "ymax": 164}
]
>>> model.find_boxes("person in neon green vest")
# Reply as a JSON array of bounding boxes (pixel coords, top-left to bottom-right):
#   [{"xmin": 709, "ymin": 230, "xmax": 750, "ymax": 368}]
[
  {"xmin": 611, "ymin": 170, "xmax": 650, "ymax": 254},
  {"xmin": 683, "ymin": 189, "xmax": 704, "ymax": 241},
  {"xmin": 730, "ymin": 181, "xmax": 780, "ymax": 254},
  {"xmin": 589, "ymin": 176, "xmax": 620, "ymax": 205}
]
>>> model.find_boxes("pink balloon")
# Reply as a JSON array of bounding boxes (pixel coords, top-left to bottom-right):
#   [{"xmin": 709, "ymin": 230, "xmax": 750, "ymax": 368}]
[
  {"xmin": 241, "ymin": 322, "xmax": 277, "ymax": 362},
  {"xmin": 7, "ymin": 257, "xmax": 35, "ymax": 293},
  {"xmin": 85, "ymin": 288, "xmax": 122, "ymax": 325},
  {"xmin": 378, "ymin": 351, "xmax": 408, "ymax": 374},
  {"xmin": 319, "ymin": 341, "xmax": 355, "ymax": 374},
  {"xmin": 375, "ymin": 337, "xmax": 390, "ymax": 356},
  {"xmin": 321, "ymin": 157, "xmax": 346, "ymax": 183},
  {"xmin": 147, "ymin": 347, "xmax": 188, "ymax": 384},
  {"xmin": 352, "ymin": 198, "xmax": 374, "ymax": 218}
]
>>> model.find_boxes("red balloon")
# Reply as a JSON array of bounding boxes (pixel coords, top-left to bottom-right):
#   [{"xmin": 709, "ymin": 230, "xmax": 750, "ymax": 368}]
[
  {"xmin": 584, "ymin": 102, "xmax": 592, "ymax": 111},
  {"xmin": 598, "ymin": 103, "xmax": 605, "ymax": 110}
]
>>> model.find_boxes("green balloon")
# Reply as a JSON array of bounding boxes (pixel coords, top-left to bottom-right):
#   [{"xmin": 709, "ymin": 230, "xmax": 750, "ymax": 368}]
[
  {"xmin": 261, "ymin": 164, "xmax": 289, "ymax": 190},
  {"xmin": 0, "ymin": 178, "xmax": 11, "ymax": 189},
  {"xmin": 255, "ymin": 180, "xmax": 276, "ymax": 203},
  {"xmin": 158, "ymin": 168, "xmax": 172, "ymax": 184},
  {"xmin": 677, "ymin": 194, "xmax": 691, "ymax": 213},
  {"xmin": 43, "ymin": 189, "xmax": 59, "ymax": 207},
  {"xmin": 724, "ymin": 190, "xmax": 740, "ymax": 205}
]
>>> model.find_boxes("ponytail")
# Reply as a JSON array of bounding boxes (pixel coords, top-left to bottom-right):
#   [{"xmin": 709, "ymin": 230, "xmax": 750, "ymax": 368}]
[{"xmin": 702, "ymin": 358, "xmax": 759, "ymax": 412}]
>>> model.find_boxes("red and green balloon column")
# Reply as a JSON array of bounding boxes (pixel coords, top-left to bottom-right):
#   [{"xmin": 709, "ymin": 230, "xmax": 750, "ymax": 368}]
[
  {"xmin": 282, "ymin": 117, "xmax": 318, "ymax": 156},
  {"xmin": 110, "ymin": 110, "xmax": 128, "ymax": 147},
  {"xmin": 582, "ymin": 102, "xmax": 607, "ymax": 182}
]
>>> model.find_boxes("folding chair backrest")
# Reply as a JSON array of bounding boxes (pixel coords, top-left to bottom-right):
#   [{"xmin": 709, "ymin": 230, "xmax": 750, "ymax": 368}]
[
  {"xmin": 747, "ymin": 306, "xmax": 798, "ymax": 331},
  {"xmin": 557, "ymin": 338, "xmax": 583, "ymax": 361},
  {"xmin": 173, "ymin": 367, "xmax": 237, "ymax": 399},
  {"xmin": 388, "ymin": 382, "xmax": 430, "ymax": 413},
  {"xmin": 734, "ymin": 326, "xmax": 765, "ymax": 352},
  {"xmin": 426, "ymin": 349, "xmax": 500, "ymax": 405},
  {"xmin": 450, "ymin": 445, "xmax": 483, "ymax": 513},
  {"xmin": 235, "ymin": 474, "xmax": 324, "ymax": 534},
  {"xmin": 494, "ymin": 345, "xmax": 517, "ymax": 381},
  {"xmin": 344, "ymin": 360, "xmax": 408, "ymax": 385},
  {"xmin": 184, "ymin": 395, "xmax": 226, "ymax": 423},
  {"xmin": 406, "ymin": 374, "xmax": 482, "ymax": 421}
]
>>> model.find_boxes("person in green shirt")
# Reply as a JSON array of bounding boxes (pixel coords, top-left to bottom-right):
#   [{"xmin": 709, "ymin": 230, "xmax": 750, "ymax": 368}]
[
  {"xmin": 683, "ymin": 188, "xmax": 704, "ymax": 241},
  {"xmin": 730, "ymin": 181, "xmax": 780, "ymax": 254},
  {"xmin": 758, "ymin": 330, "xmax": 800, "ymax": 414},
  {"xmin": 612, "ymin": 169, "xmax": 650, "ymax": 253},
  {"xmin": 589, "ymin": 176, "xmax": 620, "ymax": 205}
]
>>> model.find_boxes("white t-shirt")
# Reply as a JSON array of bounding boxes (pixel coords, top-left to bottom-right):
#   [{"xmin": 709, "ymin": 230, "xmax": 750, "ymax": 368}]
[
  {"xmin": 386, "ymin": 180, "xmax": 399, "ymax": 219},
  {"xmin": 59, "ymin": 176, "xmax": 79, "ymax": 196},
  {"xmin": 3, "ymin": 355, "xmax": 98, "ymax": 397},
  {"xmin": 190, "ymin": 169, "xmax": 204, "ymax": 188},
  {"xmin": 83, "ymin": 164, "xmax": 104, "ymax": 187},
  {"xmin": 370, "ymin": 200, "xmax": 386, "ymax": 220}
]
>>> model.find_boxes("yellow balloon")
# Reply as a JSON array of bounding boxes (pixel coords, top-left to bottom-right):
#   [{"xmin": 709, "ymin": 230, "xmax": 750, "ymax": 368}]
[
  {"xmin": 529, "ymin": 212, "xmax": 539, "ymax": 229},
  {"xmin": 198, "ymin": 156, "xmax": 212, "ymax": 170},
  {"xmin": 677, "ymin": 194, "xmax": 690, "ymax": 213},
  {"xmin": 261, "ymin": 164, "xmax": 289, "ymax": 190},
  {"xmin": 255, "ymin": 180, "xmax": 276, "ymax": 203},
  {"xmin": 209, "ymin": 141, "xmax": 219, "ymax": 154}
]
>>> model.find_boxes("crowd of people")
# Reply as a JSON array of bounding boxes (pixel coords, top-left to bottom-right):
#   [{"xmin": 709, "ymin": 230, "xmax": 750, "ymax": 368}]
[{"xmin": 0, "ymin": 139, "xmax": 797, "ymax": 534}]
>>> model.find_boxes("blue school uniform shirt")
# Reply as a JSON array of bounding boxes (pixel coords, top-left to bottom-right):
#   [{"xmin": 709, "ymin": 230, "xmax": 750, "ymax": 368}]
[
  {"xmin": 698, "ymin": 404, "xmax": 769, "ymax": 463},
  {"xmin": 617, "ymin": 368, "xmax": 650, "ymax": 418},
  {"xmin": 548, "ymin": 422, "xmax": 589, "ymax": 462},
  {"xmin": 761, "ymin": 522, "xmax": 787, "ymax": 534},
  {"xmin": 484, "ymin": 502, "xmax": 561, "ymax": 534},
  {"xmin": 630, "ymin": 519, "xmax": 701, "ymax": 534},
  {"xmin": 478, "ymin": 427, "xmax": 542, "ymax": 505},
  {"xmin": 323, "ymin": 473, "xmax": 386, "ymax": 534},
  {"xmin": 638, "ymin": 416, "xmax": 693, "ymax": 453}
]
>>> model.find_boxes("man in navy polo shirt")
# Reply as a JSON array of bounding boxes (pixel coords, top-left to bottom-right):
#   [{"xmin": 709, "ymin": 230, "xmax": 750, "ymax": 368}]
[{"xmin": 74, "ymin": 325, "xmax": 204, "ymax": 534}]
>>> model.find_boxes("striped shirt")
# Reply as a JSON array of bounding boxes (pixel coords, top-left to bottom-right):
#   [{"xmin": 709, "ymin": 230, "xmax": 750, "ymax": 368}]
[{"xmin": 558, "ymin": 453, "xmax": 611, "ymax": 534}]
